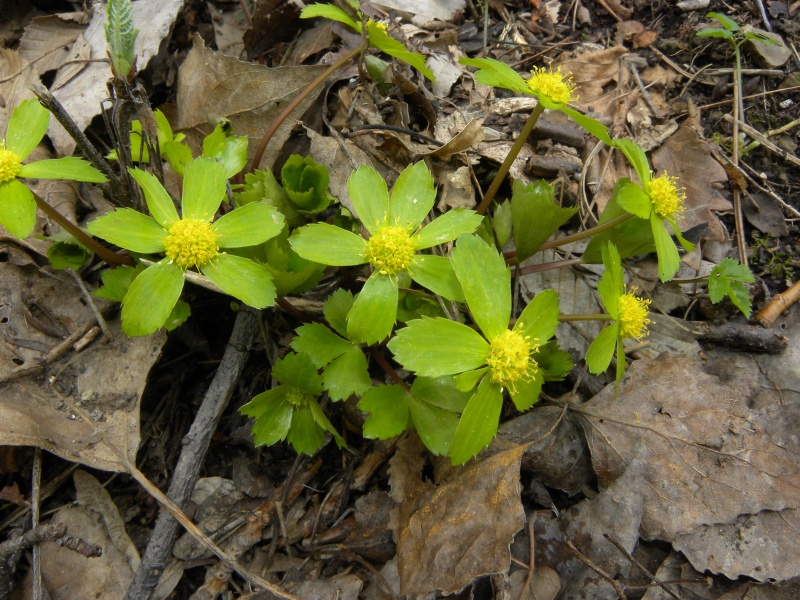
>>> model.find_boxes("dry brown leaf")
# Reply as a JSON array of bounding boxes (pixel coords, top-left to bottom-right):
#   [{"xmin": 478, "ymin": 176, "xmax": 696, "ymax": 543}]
[
  {"xmin": 578, "ymin": 350, "xmax": 800, "ymax": 581},
  {"xmin": 393, "ymin": 445, "xmax": 525, "ymax": 596},
  {"xmin": 0, "ymin": 262, "xmax": 164, "ymax": 472},
  {"xmin": 651, "ymin": 122, "xmax": 732, "ymax": 241},
  {"xmin": 243, "ymin": 0, "xmax": 301, "ymax": 57},
  {"xmin": 207, "ymin": 2, "xmax": 246, "ymax": 59},
  {"xmin": 554, "ymin": 45, "xmax": 630, "ymax": 122},
  {"xmin": 0, "ymin": 49, "xmax": 40, "ymax": 127},
  {"xmin": 18, "ymin": 13, "xmax": 87, "ymax": 77},
  {"xmin": 177, "ymin": 34, "xmax": 328, "ymax": 169}
]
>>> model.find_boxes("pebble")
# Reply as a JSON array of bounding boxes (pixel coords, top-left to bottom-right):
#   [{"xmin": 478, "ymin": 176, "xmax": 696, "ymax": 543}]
[
  {"xmin": 742, "ymin": 25, "xmax": 791, "ymax": 68},
  {"xmin": 676, "ymin": 0, "xmax": 710, "ymax": 11}
]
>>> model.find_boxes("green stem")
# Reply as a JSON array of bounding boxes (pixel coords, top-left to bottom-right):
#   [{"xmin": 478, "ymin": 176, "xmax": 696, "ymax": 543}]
[
  {"xmin": 559, "ymin": 313, "xmax": 612, "ymax": 322},
  {"xmin": 247, "ymin": 46, "xmax": 362, "ymax": 174},
  {"xmin": 539, "ymin": 212, "xmax": 634, "ymax": 251},
  {"xmin": 476, "ymin": 102, "xmax": 545, "ymax": 216},
  {"xmin": 32, "ymin": 193, "xmax": 134, "ymax": 267}
]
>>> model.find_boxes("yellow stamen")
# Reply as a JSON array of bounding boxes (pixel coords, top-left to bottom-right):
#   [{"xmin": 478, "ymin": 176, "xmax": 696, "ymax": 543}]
[
  {"xmin": 487, "ymin": 329, "xmax": 538, "ymax": 390},
  {"xmin": 649, "ymin": 172, "xmax": 686, "ymax": 219},
  {"xmin": 0, "ymin": 147, "xmax": 22, "ymax": 184},
  {"xmin": 618, "ymin": 289, "xmax": 651, "ymax": 340},
  {"xmin": 164, "ymin": 218, "xmax": 219, "ymax": 269},
  {"xmin": 527, "ymin": 66, "xmax": 577, "ymax": 105},
  {"xmin": 363, "ymin": 225, "xmax": 415, "ymax": 275}
]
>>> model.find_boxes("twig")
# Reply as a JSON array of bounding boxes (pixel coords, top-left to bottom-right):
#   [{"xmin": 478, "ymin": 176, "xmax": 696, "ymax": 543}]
[
  {"xmin": 753, "ymin": 280, "xmax": 800, "ymax": 328},
  {"xmin": 626, "ymin": 59, "xmax": 662, "ymax": 119},
  {"xmin": 518, "ymin": 514, "xmax": 536, "ymax": 600},
  {"xmin": 753, "ymin": 0, "xmax": 773, "ymax": 32},
  {"xmin": 603, "ymin": 533, "xmax": 681, "ymax": 600},
  {"xmin": 32, "ymin": 449, "xmax": 43, "ymax": 600},
  {"xmin": 743, "ymin": 116, "xmax": 800, "ymax": 153},
  {"xmin": 69, "ymin": 270, "xmax": 112, "ymax": 339},
  {"xmin": 125, "ymin": 309, "xmax": 262, "ymax": 600},
  {"xmin": 723, "ymin": 114, "xmax": 800, "ymax": 169},
  {"xmin": 731, "ymin": 71, "xmax": 747, "ymax": 267},
  {"xmin": 565, "ymin": 538, "xmax": 627, "ymax": 599},
  {"xmin": 594, "ymin": 0, "xmax": 623, "ymax": 22}
]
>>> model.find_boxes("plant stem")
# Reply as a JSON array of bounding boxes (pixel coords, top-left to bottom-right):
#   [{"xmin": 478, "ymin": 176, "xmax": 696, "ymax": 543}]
[
  {"xmin": 476, "ymin": 102, "xmax": 545, "ymax": 215},
  {"xmin": 559, "ymin": 313, "xmax": 612, "ymax": 321},
  {"xmin": 248, "ymin": 46, "xmax": 362, "ymax": 174},
  {"xmin": 731, "ymin": 43, "xmax": 748, "ymax": 267},
  {"xmin": 32, "ymin": 193, "xmax": 134, "ymax": 267},
  {"xmin": 538, "ymin": 212, "xmax": 634, "ymax": 251}
]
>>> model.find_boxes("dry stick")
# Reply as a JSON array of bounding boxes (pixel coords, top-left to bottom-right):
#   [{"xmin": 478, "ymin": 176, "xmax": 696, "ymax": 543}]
[
  {"xmin": 31, "ymin": 449, "xmax": 43, "ymax": 600},
  {"xmin": 565, "ymin": 539, "xmax": 627, "ymax": 599},
  {"xmin": 477, "ymin": 102, "xmax": 546, "ymax": 216},
  {"xmin": 753, "ymin": 280, "xmax": 800, "ymax": 328},
  {"xmin": 124, "ymin": 309, "xmax": 274, "ymax": 600},
  {"xmin": 518, "ymin": 512, "xmax": 536, "ymax": 600},
  {"xmin": 731, "ymin": 74, "xmax": 748, "ymax": 267},
  {"xmin": 603, "ymin": 533, "xmax": 681, "ymax": 600},
  {"xmin": 248, "ymin": 46, "xmax": 361, "ymax": 174},
  {"xmin": 32, "ymin": 192, "xmax": 134, "ymax": 267},
  {"xmin": 724, "ymin": 114, "xmax": 800, "ymax": 168}
]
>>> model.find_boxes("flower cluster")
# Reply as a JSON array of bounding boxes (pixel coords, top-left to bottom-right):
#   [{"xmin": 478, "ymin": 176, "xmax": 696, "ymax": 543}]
[
  {"xmin": 649, "ymin": 172, "xmax": 686, "ymax": 220},
  {"xmin": 527, "ymin": 66, "xmax": 577, "ymax": 106},
  {"xmin": 617, "ymin": 289, "xmax": 651, "ymax": 341}
]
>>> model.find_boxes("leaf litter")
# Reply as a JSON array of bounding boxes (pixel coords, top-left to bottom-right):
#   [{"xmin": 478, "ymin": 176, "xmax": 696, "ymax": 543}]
[{"xmin": 1, "ymin": 0, "xmax": 799, "ymax": 597}]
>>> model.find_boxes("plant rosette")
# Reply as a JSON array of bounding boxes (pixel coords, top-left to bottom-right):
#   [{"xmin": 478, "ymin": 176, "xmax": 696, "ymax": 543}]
[
  {"xmin": 240, "ymin": 352, "xmax": 345, "ymax": 455},
  {"xmin": 585, "ymin": 242, "xmax": 652, "ymax": 383},
  {"xmin": 0, "ymin": 99, "xmax": 107, "ymax": 238},
  {"xmin": 611, "ymin": 139, "xmax": 695, "ymax": 282},
  {"xmin": 289, "ymin": 162, "xmax": 483, "ymax": 344},
  {"xmin": 87, "ymin": 157, "xmax": 284, "ymax": 336},
  {"xmin": 387, "ymin": 234, "xmax": 570, "ymax": 464},
  {"xmin": 458, "ymin": 56, "xmax": 611, "ymax": 144}
]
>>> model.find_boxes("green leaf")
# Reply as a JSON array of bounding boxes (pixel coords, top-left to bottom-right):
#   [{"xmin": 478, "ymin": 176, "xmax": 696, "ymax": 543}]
[
  {"xmin": 451, "ymin": 234, "xmax": 510, "ymax": 340},
  {"xmin": 727, "ymin": 281, "xmax": 752, "ymax": 319},
  {"xmin": 212, "ymin": 202, "xmax": 284, "ymax": 248},
  {"xmin": 410, "ymin": 254, "xmax": 464, "ymax": 301},
  {"xmin": 323, "ymin": 347, "xmax": 372, "ymax": 400},
  {"xmin": 536, "ymin": 340, "xmax": 574, "ymax": 381},
  {"xmin": 582, "ymin": 180, "xmax": 655, "ymax": 263},
  {"xmin": 201, "ymin": 123, "xmax": 227, "ymax": 158},
  {"xmin": 273, "ymin": 352, "xmax": 323, "ymax": 394},
  {"xmin": 510, "ymin": 179, "xmax": 578, "ymax": 260},
  {"xmin": 707, "ymin": 12, "xmax": 739, "ymax": 31},
  {"xmin": 390, "ymin": 162, "xmax": 435, "ymax": 229},
  {"xmin": 47, "ymin": 238, "xmax": 92, "ymax": 270},
  {"xmin": 242, "ymin": 387, "xmax": 293, "ymax": 446},
  {"xmin": 290, "ymin": 223, "xmax": 366, "ymax": 266},
  {"xmin": 105, "ymin": 0, "xmax": 139, "ymax": 77},
  {"xmin": 708, "ymin": 267, "xmax": 729, "ymax": 303},
  {"xmin": 181, "ymin": 157, "xmax": 227, "ymax": 221},
  {"xmin": 585, "ymin": 323, "xmax": 619, "ymax": 375},
  {"xmin": 300, "ymin": 3, "xmax": 359, "ymax": 31},
  {"xmin": 509, "ymin": 368, "xmax": 544, "ymax": 411},
  {"xmin": 412, "ymin": 209, "xmax": 483, "ymax": 250},
  {"xmin": 5, "ymin": 98, "xmax": 49, "ymax": 160},
  {"xmin": 651, "ymin": 213, "xmax": 680, "ymax": 282},
  {"xmin": 307, "ymin": 398, "xmax": 345, "ymax": 448},
  {"xmin": 615, "ymin": 336, "xmax": 626, "ymax": 383},
  {"xmin": 128, "ymin": 167, "xmax": 179, "ymax": 228},
  {"xmin": 93, "ymin": 264, "xmax": 146, "ymax": 302},
  {"xmin": 411, "ymin": 375, "xmax": 471, "ymax": 413},
  {"xmin": 121, "ymin": 259, "xmax": 184, "ymax": 336},
  {"xmin": 561, "ymin": 106, "xmax": 612, "ymax": 145},
  {"xmin": 615, "ymin": 180, "xmax": 652, "ymax": 220},
  {"xmin": 200, "ymin": 253, "xmax": 276, "ymax": 308},
  {"xmin": 19, "ymin": 158, "xmax": 107, "ymax": 183},
  {"xmin": 515, "ymin": 289, "xmax": 559, "ymax": 342},
  {"xmin": 323, "ymin": 289, "xmax": 354, "ymax": 337},
  {"xmin": 359, "ymin": 385, "xmax": 410, "ymax": 439},
  {"xmin": 87, "ymin": 208, "xmax": 166, "ymax": 253},
  {"xmin": 449, "ymin": 376, "xmax": 503, "ymax": 465},
  {"xmin": 743, "ymin": 31, "xmax": 777, "ymax": 45},
  {"xmin": 164, "ymin": 299, "xmax": 191, "ymax": 331},
  {"xmin": 407, "ymin": 393, "xmax": 460, "ymax": 456},
  {"xmin": 281, "ymin": 155, "xmax": 332, "ymax": 213},
  {"xmin": 288, "ymin": 406, "xmax": 327, "ymax": 455},
  {"xmin": 217, "ymin": 136, "xmax": 248, "ymax": 178},
  {"xmin": 612, "ymin": 138, "xmax": 651, "ymax": 187},
  {"xmin": 696, "ymin": 27, "xmax": 734, "ymax": 39},
  {"xmin": 0, "ymin": 179, "xmax": 36, "ymax": 238},
  {"xmin": 347, "ymin": 272, "xmax": 398, "ymax": 344},
  {"xmin": 454, "ymin": 368, "xmax": 488, "ymax": 392},
  {"xmin": 162, "ymin": 140, "xmax": 192, "ymax": 176},
  {"xmin": 598, "ymin": 242, "xmax": 623, "ymax": 318},
  {"xmin": 349, "ymin": 165, "xmax": 389, "ymax": 235},
  {"xmin": 387, "ymin": 316, "xmax": 489, "ymax": 376},
  {"xmin": 291, "ymin": 323, "xmax": 353, "ymax": 367},
  {"xmin": 493, "ymin": 201, "xmax": 513, "ymax": 248},
  {"xmin": 459, "ymin": 57, "xmax": 530, "ymax": 94},
  {"xmin": 367, "ymin": 22, "xmax": 435, "ymax": 81},
  {"xmin": 237, "ymin": 169, "xmax": 303, "ymax": 228}
]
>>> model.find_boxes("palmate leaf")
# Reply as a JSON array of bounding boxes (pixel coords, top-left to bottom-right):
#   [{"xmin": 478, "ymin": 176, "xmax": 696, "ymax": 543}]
[
  {"xmin": 93, "ymin": 264, "xmax": 146, "ymax": 302},
  {"xmin": 347, "ymin": 272, "xmax": 398, "ymax": 345},
  {"xmin": 349, "ymin": 165, "xmax": 389, "ymax": 235},
  {"xmin": 272, "ymin": 352, "xmax": 323, "ymax": 394},
  {"xmin": 288, "ymin": 407, "xmax": 326, "ymax": 455},
  {"xmin": 727, "ymin": 281, "xmax": 752, "ymax": 318},
  {"xmin": 451, "ymin": 234, "xmax": 510, "ymax": 340},
  {"xmin": 359, "ymin": 385, "xmax": 410, "ymax": 440},
  {"xmin": 181, "ymin": 158, "xmax": 226, "ymax": 222},
  {"xmin": 615, "ymin": 180, "xmax": 652, "ymax": 220},
  {"xmin": 708, "ymin": 257, "xmax": 755, "ymax": 301},
  {"xmin": 449, "ymin": 376, "xmax": 503, "ymax": 465},
  {"xmin": 306, "ymin": 398, "xmax": 345, "ymax": 448},
  {"xmin": 322, "ymin": 347, "xmax": 371, "ymax": 400},
  {"xmin": 510, "ymin": 180, "xmax": 577, "ymax": 261},
  {"xmin": 408, "ymin": 375, "xmax": 469, "ymax": 456},
  {"xmin": 211, "ymin": 202, "xmax": 284, "ymax": 248},
  {"xmin": 291, "ymin": 323, "xmax": 353, "ymax": 367},
  {"xmin": 242, "ymin": 387, "xmax": 293, "ymax": 446},
  {"xmin": 536, "ymin": 340, "xmax": 574, "ymax": 381},
  {"xmin": 388, "ymin": 316, "xmax": 489, "ymax": 377}
]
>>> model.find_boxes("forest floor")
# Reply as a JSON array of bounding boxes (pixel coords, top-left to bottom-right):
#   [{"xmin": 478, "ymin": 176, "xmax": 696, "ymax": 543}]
[{"xmin": 1, "ymin": 0, "xmax": 800, "ymax": 598}]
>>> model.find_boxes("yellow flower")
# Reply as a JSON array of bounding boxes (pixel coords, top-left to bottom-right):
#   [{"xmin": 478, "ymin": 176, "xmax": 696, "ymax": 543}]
[
  {"xmin": 617, "ymin": 289, "xmax": 651, "ymax": 340},
  {"xmin": 487, "ymin": 328, "xmax": 539, "ymax": 391},
  {"xmin": 649, "ymin": 172, "xmax": 686, "ymax": 219},
  {"xmin": 527, "ymin": 66, "xmax": 577, "ymax": 105},
  {"xmin": 363, "ymin": 224, "xmax": 415, "ymax": 275},
  {"xmin": 0, "ymin": 145, "xmax": 22, "ymax": 183},
  {"xmin": 163, "ymin": 218, "xmax": 219, "ymax": 269}
]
